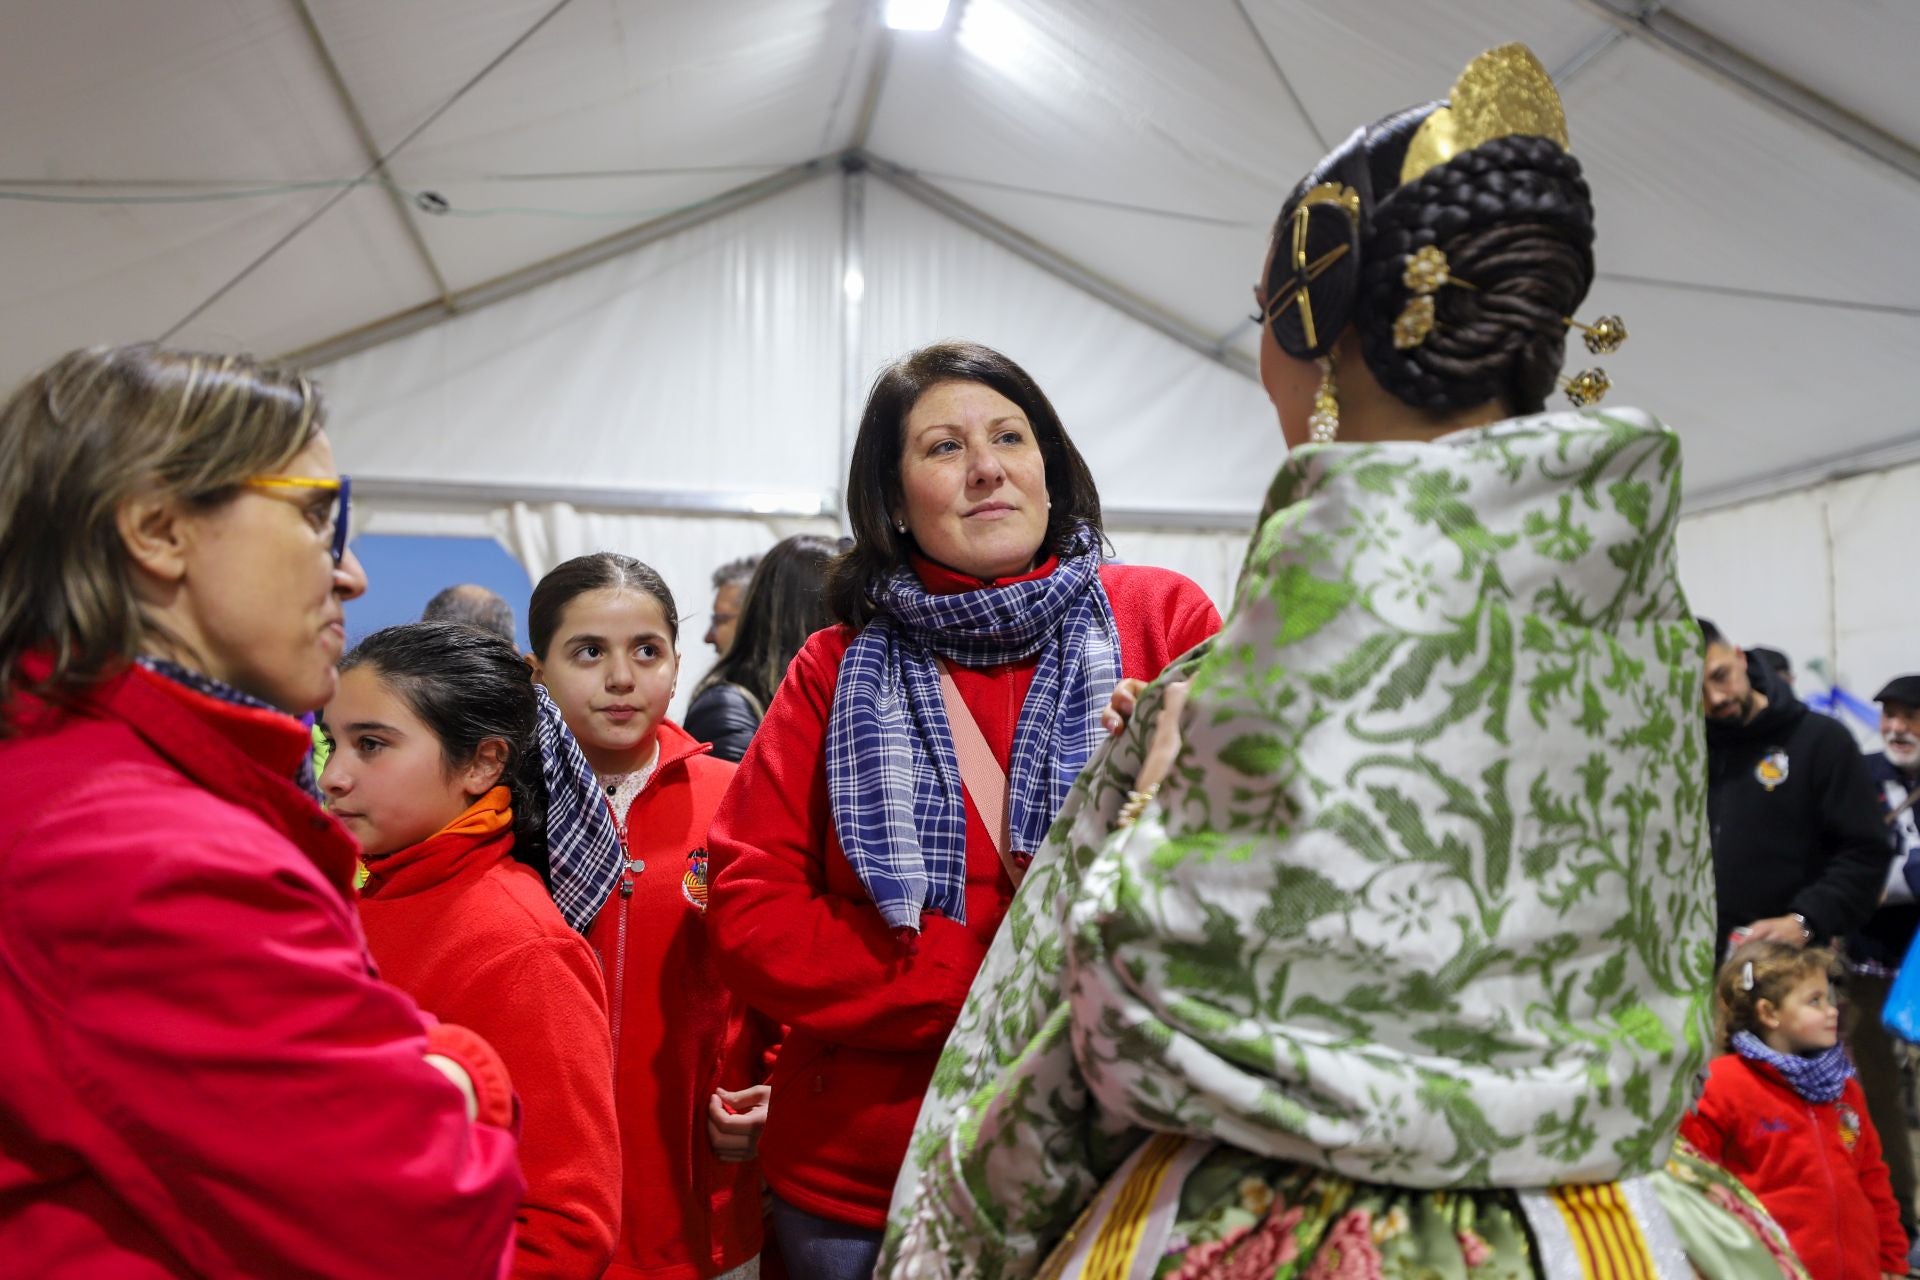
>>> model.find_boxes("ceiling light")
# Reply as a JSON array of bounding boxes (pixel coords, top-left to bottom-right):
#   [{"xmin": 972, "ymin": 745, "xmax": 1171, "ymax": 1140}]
[{"xmin": 884, "ymin": 0, "xmax": 950, "ymax": 32}]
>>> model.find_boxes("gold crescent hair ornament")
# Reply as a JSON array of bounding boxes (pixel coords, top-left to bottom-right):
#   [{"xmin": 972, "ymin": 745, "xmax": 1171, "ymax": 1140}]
[{"xmin": 1399, "ymin": 44, "xmax": 1570, "ymax": 187}]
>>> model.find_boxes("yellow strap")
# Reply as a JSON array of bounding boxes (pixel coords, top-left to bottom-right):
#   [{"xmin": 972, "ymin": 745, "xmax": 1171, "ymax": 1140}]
[
  {"xmin": 1080, "ymin": 1133, "xmax": 1186, "ymax": 1280},
  {"xmin": 1550, "ymin": 1182, "xmax": 1657, "ymax": 1280}
]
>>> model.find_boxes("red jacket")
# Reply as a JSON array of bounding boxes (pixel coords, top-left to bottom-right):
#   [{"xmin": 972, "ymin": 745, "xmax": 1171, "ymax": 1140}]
[
  {"xmin": 589, "ymin": 720, "xmax": 771, "ymax": 1280},
  {"xmin": 708, "ymin": 558, "xmax": 1222, "ymax": 1228},
  {"xmin": 358, "ymin": 790, "xmax": 622, "ymax": 1280},
  {"xmin": 0, "ymin": 662, "xmax": 525, "ymax": 1278},
  {"xmin": 1681, "ymin": 1052, "xmax": 1907, "ymax": 1280}
]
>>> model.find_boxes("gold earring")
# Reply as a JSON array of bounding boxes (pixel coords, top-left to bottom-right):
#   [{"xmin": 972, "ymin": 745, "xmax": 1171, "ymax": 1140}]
[{"xmin": 1309, "ymin": 358, "xmax": 1340, "ymax": 444}]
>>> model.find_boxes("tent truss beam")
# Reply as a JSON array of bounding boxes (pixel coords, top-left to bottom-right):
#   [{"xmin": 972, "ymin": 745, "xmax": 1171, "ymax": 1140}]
[
  {"xmin": 289, "ymin": 0, "xmax": 455, "ymax": 310},
  {"xmin": 1573, "ymin": 0, "xmax": 1920, "ymax": 188}
]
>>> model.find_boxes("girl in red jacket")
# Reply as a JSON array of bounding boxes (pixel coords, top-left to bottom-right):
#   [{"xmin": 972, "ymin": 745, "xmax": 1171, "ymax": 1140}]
[
  {"xmin": 528, "ymin": 552, "xmax": 769, "ymax": 1280},
  {"xmin": 322, "ymin": 621, "xmax": 622, "ymax": 1279},
  {"xmin": 1682, "ymin": 941, "xmax": 1908, "ymax": 1280}
]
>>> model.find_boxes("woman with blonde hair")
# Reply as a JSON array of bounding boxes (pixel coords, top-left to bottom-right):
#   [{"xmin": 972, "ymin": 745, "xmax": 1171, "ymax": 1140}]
[{"xmin": 0, "ymin": 345, "xmax": 524, "ymax": 1277}]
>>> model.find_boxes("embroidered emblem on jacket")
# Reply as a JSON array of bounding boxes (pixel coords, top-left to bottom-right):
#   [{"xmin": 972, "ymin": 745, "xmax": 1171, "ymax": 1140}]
[
  {"xmin": 1755, "ymin": 750, "xmax": 1790, "ymax": 791},
  {"xmin": 683, "ymin": 848, "xmax": 709, "ymax": 913},
  {"xmin": 1839, "ymin": 1102, "xmax": 1861, "ymax": 1152}
]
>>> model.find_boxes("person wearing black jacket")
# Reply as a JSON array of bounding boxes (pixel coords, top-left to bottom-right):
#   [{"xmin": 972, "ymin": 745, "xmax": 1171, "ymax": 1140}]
[{"xmin": 1701, "ymin": 619, "xmax": 1888, "ymax": 954}]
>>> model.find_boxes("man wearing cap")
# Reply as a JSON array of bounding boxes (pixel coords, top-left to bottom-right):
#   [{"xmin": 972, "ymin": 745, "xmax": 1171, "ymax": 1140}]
[
  {"xmin": 1846, "ymin": 673, "xmax": 1920, "ymax": 1245},
  {"xmin": 1700, "ymin": 618, "xmax": 1887, "ymax": 954}
]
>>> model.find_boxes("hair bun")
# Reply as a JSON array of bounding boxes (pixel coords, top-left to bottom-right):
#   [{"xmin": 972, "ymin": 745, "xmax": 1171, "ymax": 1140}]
[{"xmin": 1267, "ymin": 195, "xmax": 1363, "ymax": 360}]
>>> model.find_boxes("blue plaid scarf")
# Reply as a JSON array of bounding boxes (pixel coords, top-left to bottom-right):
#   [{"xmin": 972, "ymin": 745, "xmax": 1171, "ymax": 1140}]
[
  {"xmin": 826, "ymin": 530, "xmax": 1119, "ymax": 931},
  {"xmin": 1732, "ymin": 1030, "xmax": 1855, "ymax": 1103},
  {"xmin": 137, "ymin": 658, "xmax": 324, "ymax": 799},
  {"xmin": 534, "ymin": 684, "xmax": 624, "ymax": 934}
]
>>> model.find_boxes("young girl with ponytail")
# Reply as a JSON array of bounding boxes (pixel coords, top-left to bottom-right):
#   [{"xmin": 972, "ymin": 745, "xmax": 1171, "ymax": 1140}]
[
  {"xmin": 1684, "ymin": 942, "xmax": 1907, "ymax": 1280},
  {"xmin": 323, "ymin": 621, "xmax": 622, "ymax": 1280}
]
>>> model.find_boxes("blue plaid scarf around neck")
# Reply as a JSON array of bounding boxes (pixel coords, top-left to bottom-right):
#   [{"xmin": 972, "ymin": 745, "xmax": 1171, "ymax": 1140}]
[
  {"xmin": 1731, "ymin": 1029, "xmax": 1855, "ymax": 1103},
  {"xmin": 534, "ymin": 684, "xmax": 624, "ymax": 934},
  {"xmin": 826, "ymin": 530, "xmax": 1120, "ymax": 932},
  {"xmin": 137, "ymin": 657, "xmax": 324, "ymax": 799}
]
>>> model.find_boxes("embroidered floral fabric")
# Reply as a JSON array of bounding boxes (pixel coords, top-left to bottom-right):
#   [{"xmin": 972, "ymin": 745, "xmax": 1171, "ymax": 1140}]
[{"xmin": 879, "ymin": 410, "xmax": 1715, "ymax": 1278}]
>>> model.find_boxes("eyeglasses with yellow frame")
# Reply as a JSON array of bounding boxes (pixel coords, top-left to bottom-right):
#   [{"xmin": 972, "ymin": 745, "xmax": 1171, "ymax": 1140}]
[{"xmin": 244, "ymin": 474, "xmax": 352, "ymax": 564}]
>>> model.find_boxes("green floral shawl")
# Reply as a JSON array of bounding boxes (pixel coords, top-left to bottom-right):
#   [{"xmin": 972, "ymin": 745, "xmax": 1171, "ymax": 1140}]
[{"xmin": 879, "ymin": 408, "xmax": 1714, "ymax": 1279}]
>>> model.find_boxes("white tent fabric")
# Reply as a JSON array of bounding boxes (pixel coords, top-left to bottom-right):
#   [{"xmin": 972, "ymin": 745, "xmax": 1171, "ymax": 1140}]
[{"xmin": 6, "ymin": 0, "xmax": 1918, "ymax": 705}]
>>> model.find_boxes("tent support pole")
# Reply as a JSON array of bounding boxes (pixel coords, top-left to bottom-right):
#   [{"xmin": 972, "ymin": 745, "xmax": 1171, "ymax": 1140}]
[{"xmin": 837, "ymin": 155, "xmax": 868, "ymax": 534}]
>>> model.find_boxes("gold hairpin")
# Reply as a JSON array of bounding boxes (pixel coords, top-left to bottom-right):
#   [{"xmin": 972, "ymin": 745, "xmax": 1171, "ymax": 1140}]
[
  {"xmin": 1393, "ymin": 246, "xmax": 1477, "ymax": 349},
  {"xmin": 1275, "ymin": 183, "xmax": 1361, "ymax": 348},
  {"xmin": 1561, "ymin": 367, "xmax": 1611, "ymax": 407},
  {"xmin": 1566, "ymin": 314, "xmax": 1627, "ymax": 354}
]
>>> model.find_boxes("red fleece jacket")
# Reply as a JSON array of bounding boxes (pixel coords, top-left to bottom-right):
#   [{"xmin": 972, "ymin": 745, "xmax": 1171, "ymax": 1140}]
[
  {"xmin": 0, "ymin": 663, "xmax": 523, "ymax": 1278},
  {"xmin": 357, "ymin": 797, "xmax": 621, "ymax": 1280},
  {"xmin": 1681, "ymin": 1052, "xmax": 1907, "ymax": 1280},
  {"xmin": 707, "ymin": 557, "xmax": 1221, "ymax": 1228},
  {"xmin": 588, "ymin": 720, "xmax": 772, "ymax": 1280}
]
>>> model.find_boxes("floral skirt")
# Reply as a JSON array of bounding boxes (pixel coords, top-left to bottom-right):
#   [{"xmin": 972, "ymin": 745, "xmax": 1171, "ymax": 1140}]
[{"xmin": 1035, "ymin": 1135, "xmax": 1803, "ymax": 1280}]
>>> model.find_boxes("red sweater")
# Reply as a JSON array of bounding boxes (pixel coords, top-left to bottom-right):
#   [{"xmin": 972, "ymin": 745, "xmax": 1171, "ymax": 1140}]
[
  {"xmin": 0, "ymin": 663, "xmax": 524, "ymax": 1278},
  {"xmin": 707, "ymin": 557, "xmax": 1222, "ymax": 1228},
  {"xmin": 1681, "ymin": 1052, "xmax": 1907, "ymax": 1280},
  {"xmin": 589, "ymin": 720, "xmax": 770, "ymax": 1280},
  {"xmin": 357, "ymin": 792, "xmax": 621, "ymax": 1280}
]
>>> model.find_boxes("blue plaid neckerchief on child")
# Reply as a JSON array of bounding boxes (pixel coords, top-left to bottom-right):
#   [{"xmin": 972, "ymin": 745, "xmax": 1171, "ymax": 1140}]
[
  {"xmin": 136, "ymin": 657, "xmax": 324, "ymax": 799},
  {"xmin": 534, "ymin": 684, "xmax": 623, "ymax": 934},
  {"xmin": 1731, "ymin": 1029, "xmax": 1855, "ymax": 1103},
  {"xmin": 825, "ymin": 530, "xmax": 1119, "ymax": 932}
]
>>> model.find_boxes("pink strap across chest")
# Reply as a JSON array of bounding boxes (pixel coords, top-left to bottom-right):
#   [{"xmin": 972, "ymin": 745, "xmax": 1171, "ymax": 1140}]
[{"xmin": 936, "ymin": 660, "xmax": 1022, "ymax": 887}]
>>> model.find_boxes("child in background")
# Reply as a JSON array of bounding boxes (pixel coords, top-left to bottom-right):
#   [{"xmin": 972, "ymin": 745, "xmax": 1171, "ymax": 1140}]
[
  {"xmin": 1682, "ymin": 941, "xmax": 1907, "ymax": 1280},
  {"xmin": 322, "ymin": 621, "xmax": 621, "ymax": 1279},
  {"xmin": 528, "ymin": 553, "xmax": 770, "ymax": 1280}
]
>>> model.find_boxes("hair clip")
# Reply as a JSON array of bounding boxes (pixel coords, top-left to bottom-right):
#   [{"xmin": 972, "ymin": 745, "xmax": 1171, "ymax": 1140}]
[
  {"xmin": 1393, "ymin": 246, "xmax": 1479, "ymax": 350},
  {"xmin": 1567, "ymin": 314, "xmax": 1628, "ymax": 355},
  {"xmin": 1561, "ymin": 367, "xmax": 1611, "ymax": 407},
  {"xmin": 1740, "ymin": 960, "xmax": 1755, "ymax": 992}
]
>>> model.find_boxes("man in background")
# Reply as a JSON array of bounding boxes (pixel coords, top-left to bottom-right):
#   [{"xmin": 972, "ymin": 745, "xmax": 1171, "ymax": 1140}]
[
  {"xmin": 703, "ymin": 555, "xmax": 759, "ymax": 657},
  {"xmin": 1847, "ymin": 674, "xmax": 1920, "ymax": 1247},
  {"xmin": 421, "ymin": 583, "xmax": 516, "ymax": 645},
  {"xmin": 1700, "ymin": 618, "xmax": 1885, "ymax": 953}
]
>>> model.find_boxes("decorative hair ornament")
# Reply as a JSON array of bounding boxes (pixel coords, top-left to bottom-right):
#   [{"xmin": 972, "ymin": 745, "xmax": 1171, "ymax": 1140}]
[
  {"xmin": 1568, "ymin": 313, "xmax": 1628, "ymax": 354},
  {"xmin": 1392, "ymin": 245, "xmax": 1478, "ymax": 350},
  {"xmin": 1740, "ymin": 960, "xmax": 1755, "ymax": 992},
  {"xmin": 1308, "ymin": 358, "xmax": 1340, "ymax": 444},
  {"xmin": 1263, "ymin": 182, "xmax": 1362, "ymax": 351},
  {"xmin": 1399, "ymin": 44, "xmax": 1570, "ymax": 187},
  {"xmin": 1561, "ymin": 367, "xmax": 1611, "ymax": 407}
]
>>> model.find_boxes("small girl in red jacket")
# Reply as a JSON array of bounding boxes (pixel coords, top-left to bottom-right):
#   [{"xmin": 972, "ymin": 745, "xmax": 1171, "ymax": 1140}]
[
  {"xmin": 528, "ymin": 552, "xmax": 770, "ymax": 1280},
  {"xmin": 1682, "ymin": 940, "xmax": 1908, "ymax": 1280},
  {"xmin": 322, "ymin": 622, "xmax": 621, "ymax": 1279}
]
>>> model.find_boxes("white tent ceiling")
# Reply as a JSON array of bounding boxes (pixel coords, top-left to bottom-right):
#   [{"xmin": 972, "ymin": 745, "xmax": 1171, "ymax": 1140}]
[{"xmin": 6, "ymin": 0, "xmax": 1920, "ymax": 515}]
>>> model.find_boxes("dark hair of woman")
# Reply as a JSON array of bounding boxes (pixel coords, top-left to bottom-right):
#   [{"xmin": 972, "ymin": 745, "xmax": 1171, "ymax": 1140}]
[
  {"xmin": 1269, "ymin": 132, "xmax": 1596, "ymax": 421},
  {"xmin": 528, "ymin": 552, "xmax": 679, "ymax": 661},
  {"xmin": 695, "ymin": 534, "xmax": 843, "ymax": 709},
  {"xmin": 338, "ymin": 621, "xmax": 549, "ymax": 881},
  {"xmin": 824, "ymin": 340, "xmax": 1104, "ymax": 628}
]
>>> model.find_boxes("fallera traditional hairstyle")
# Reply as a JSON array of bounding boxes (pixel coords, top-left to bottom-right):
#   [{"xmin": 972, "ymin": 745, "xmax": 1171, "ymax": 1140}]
[
  {"xmin": 1714, "ymin": 939, "xmax": 1837, "ymax": 1052},
  {"xmin": 0, "ymin": 344, "xmax": 324, "ymax": 731},
  {"xmin": 528, "ymin": 552, "xmax": 679, "ymax": 660},
  {"xmin": 337, "ymin": 622, "xmax": 549, "ymax": 880},
  {"xmin": 694, "ymin": 534, "xmax": 844, "ymax": 711},
  {"xmin": 825, "ymin": 340, "xmax": 1103, "ymax": 628}
]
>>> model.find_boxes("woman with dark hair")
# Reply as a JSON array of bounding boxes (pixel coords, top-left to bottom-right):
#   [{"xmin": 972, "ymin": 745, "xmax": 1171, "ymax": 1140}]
[
  {"xmin": 707, "ymin": 340, "xmax": 1222, "ymax": 1278},
  {"xmin": 881, "ymin": 46, "xmax": 1782, "ymax": 1280},
  {"xmin": 686, "ymin": 533, "xmax": 844, "ymax": 762},
  {"xmin": 324, "ymin": 622, "xmax": 621, "ymax": 1279},
  {"xmin": 0, "ymin": 345, "xmax": 522, "ymax": 1276}
]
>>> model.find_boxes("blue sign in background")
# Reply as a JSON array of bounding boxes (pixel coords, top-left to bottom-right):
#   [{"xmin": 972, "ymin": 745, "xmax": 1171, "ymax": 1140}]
[{"xmin": 342, "ymin": 534, "xmax": 533, "ymax": 653}]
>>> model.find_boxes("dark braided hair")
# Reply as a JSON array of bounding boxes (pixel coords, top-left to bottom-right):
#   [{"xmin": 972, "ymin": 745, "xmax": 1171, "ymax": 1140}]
[
  {"xmin": 1357, "ymin": 136, "xmax": 1595, "ymax": 415},
  {"xmin": 1269, "ymin": 120, "xmax": 1597, "ymax": 419}
]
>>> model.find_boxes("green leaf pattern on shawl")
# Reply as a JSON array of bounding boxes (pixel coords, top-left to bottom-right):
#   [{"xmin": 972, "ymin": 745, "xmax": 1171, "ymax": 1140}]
[{"xmin": 879, "ymin": 410, "xmax": 1713, "ymax": 1279}]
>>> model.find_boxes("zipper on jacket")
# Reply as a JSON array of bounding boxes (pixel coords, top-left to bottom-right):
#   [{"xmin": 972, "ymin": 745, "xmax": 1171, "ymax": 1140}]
[
  {"xmin": 609, "ymin": 857, "xmax": 643, "ymax": 1063},
  {"xmin": 1807, "ymin": 1100, "xmax": 1844, "ymax": 1278}
]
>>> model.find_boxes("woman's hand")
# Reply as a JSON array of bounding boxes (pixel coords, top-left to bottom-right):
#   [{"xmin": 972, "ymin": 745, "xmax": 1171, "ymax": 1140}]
[
  {"xmin": 1101, "ymin": 679, "xmax": 1149, "ymax": 736},
  {"xmin": 707, "ymin": 1084, "xmax": 772, "ymax": 1163}
]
